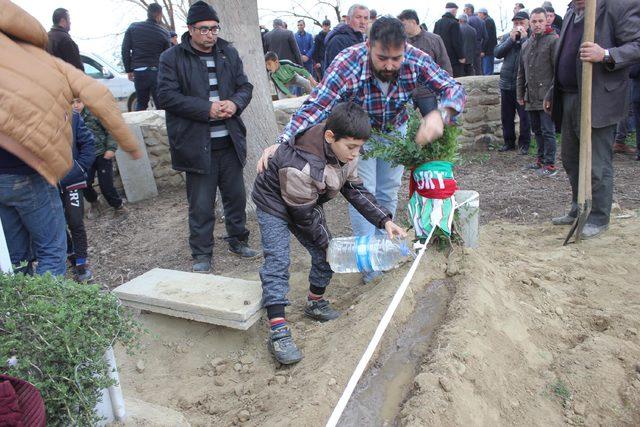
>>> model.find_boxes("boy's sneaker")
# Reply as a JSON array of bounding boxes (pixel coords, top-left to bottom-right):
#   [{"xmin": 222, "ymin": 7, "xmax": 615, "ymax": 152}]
[
  {"xmin": 304, "ymin": 299, "xmax": 340, "ymax": 322},
  {"xmin": 524, "ymin": 160, "xmax": 543, "ymax": 171},
  {"xmin": 86, "ymin": 201, "xmax": 103, "ymax": 220},
  {"xmin": 192, "ymin": 256, "xmax": 211, "ymax": 273},
  {"xmin": 538, "ymin": 165, "xmax": 558, "ymax": 177},
  {"xmin": 268, "ymin": 325, "xmax": 303, "ymax": 365},
  {"xmin": 75, "ymin": 264, "xmax": 93, "ymax": 282},
  {"xmin": 114, "ymin": 200, "xmax": 128, "ymax": 217},
  {"xmin": 228, "ymin": 240, "xmax": 259, "ymax": 258}
]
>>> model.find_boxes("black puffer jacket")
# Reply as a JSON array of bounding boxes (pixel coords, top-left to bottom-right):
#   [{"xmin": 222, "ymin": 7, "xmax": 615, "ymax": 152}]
[
  {"xmin": 433, "ymin": 13, "xmax": 465, "ymax": 64},
  {"xmin": 323, "ymin": 23, "xmax": 364, "ymax": 69},
  {"xmin": 157, "ymin": 34, "xmax": 253, "ymax": 173},
  {"xmin": 47, "ymin": 26, "xmax": 83, "ymax": 70},
  {"xmin": 495, "ymin": 31, "xmax": 530, "ymax": 91},
  {"xmin": 121, "ymin": 18, "xmax": 171, "ymax": 71}
]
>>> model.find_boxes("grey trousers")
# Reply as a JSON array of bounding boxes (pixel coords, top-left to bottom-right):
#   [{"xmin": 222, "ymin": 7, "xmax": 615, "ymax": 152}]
[
  {"xmin": 560, "ymin": 92, "xmax": 616, "ymax": 226},
  {"xmin": 257, "ymin": 208, "xmax": 333, "ymax": 309}
]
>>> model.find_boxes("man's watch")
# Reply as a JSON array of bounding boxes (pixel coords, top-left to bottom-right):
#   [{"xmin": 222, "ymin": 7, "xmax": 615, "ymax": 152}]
[{"xmin": 603, "ymin": 49, "xmax": 614, "ymax": 64}]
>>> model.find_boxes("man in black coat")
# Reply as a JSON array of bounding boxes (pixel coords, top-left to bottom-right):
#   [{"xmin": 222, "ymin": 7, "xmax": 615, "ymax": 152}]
[
  {"xmin": 478, "ymin": 7, "xmax": 498, "ymax": 75},
  {"xmin": 122, "ymin": 3, "xmax": 171, "ymax": 111},
  {"xmin": 157, "ymin": 1, "xmax": 258, "ymax": 273},
  {"xmin": 47, "ymin": 8, "xmax": 83, "ymax": 71},
  {"xmin": 434, "ymin": 2, "xmax": 466, "ymax": 77},
  {"xmin": 263, "ymin": 19, "xmax": 303, "ymax": 66},
  {"xmin": 323, "ymin": 4, "xmax": 369, "ymax": 69},
  {"xmin": 312, "ymin": 19, "xmax": 331, "ymax": 80},
  {"xmin": 458, "ymin": 14, "xmax": 477, "ymax": 77}
]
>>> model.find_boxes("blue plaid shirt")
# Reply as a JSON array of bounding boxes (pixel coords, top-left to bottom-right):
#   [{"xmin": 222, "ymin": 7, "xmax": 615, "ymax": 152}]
[{"xmin": 278, "ymin": 43, "xmax": 467, "ymax": 143}]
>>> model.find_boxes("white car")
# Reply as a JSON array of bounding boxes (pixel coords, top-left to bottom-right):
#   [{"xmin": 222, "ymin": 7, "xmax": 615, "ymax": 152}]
[{"xmin": 80, "ymin": 52, "xmax": 150, "ymax": 112}]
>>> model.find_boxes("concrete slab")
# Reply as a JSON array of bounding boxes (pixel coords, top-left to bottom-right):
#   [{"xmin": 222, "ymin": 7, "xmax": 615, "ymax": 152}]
[
  {"xmin": 113, "ymin": 268, "xmax": 262, "ymax": 330},
  {"xmin": 125, "ymin": 397, "xmax": 190, "ymax": 426},
  {"xmin": 115, "ymin": 124, "xmax": 158, "ymax": 203}
]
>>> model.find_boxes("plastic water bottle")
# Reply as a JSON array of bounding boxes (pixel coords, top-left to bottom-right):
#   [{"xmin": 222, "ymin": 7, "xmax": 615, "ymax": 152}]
[{"xmin": 327, "ymin": 236, "xmax": 412, "ymax": 273}]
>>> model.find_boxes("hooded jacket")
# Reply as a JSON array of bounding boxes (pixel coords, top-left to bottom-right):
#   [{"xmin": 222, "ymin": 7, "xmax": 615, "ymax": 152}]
[
  {"xmin": 0, "ymin": 0, "xmax": 139, "ymax": 185},
  {"xmin": 60, "ymin": 112, "xmax": 95, "ymax": 190},
  {"xmin": 252, "ymin": 123, "xmax": 391, "ymax": 249},
  {"xmin": 323, "ymin": 23, "xmax": 364, "ymax": 70},
  {"xmin": 157, "ymin": 32, "xmax": 253, "ymax": 173}
]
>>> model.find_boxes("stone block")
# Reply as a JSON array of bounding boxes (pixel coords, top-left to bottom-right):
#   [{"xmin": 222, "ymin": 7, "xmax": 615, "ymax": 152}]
[
  {"xmin": 113, "ymin": 268, "xmax": 263, "ymax": 330},
  {"xmin": 126, "ymin": 397, "xmax": 190, "ymax": 426},
  {"xmin": 115, "ymin": 125, "xmax": 158, "ymax": 203}
]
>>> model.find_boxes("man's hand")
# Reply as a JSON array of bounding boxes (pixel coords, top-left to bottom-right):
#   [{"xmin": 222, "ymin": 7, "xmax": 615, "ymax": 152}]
[
  {"xmin": 128, "ymin": 148, "xmax": 143, "ymax": 160},
  {"xmin": 543, "ymin": 99, "xmax": 552, "ymax": 114},
  {"xmin": 384, "ymin": 220, "xmax": 407, "ymax": 239},
  {"xmin": 310, "ymin": 78, "xmax": 318, "ymax": 87},
  {"xmin": 415, "ymin": 110, "xmax": 445, "ymax": 146},
  {"xmin": 480, "ymin": 52, "xmax": 485, "ymax": 58},
  {"xmin": 517, "ymin": 99, "xmax": 525, "ymax": 106},
  {"xmin": 210, "ymin": 101, "xmax": 224, "ymax": 119},
  {"xmin": 127, "ymin": 72, "xmax": 134, "ymax": 82},
  {"xmin": 219, "ymin": 100, "xmax": 237, "ymax": 118},
  {"xmin": 314, "ymin": 63, "xmax": 321, "ymax": 69},
  {"xmin": 459, "ymin": 58, "xmax": 466, "ymax": 64},
  {"xmin": 580, "ymin": 42, "xmax": 605, "ymax": 63},
  {"xmin": 509, "ymin": 28, "xmax": 519, "ymax": 41},
  {"xmin": 302, "ymin": 55, "xmax": 309, "ymax": 63},
  {"xmin": 257, "ymin": 144, "xmax": 279, "ymax": 173},
  {"xmin": 103, "ymin": 150, "xmax": 115, "ymax": 160}
]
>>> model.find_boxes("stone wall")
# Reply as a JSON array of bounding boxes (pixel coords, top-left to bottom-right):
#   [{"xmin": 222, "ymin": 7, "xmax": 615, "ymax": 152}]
[
  {"xmin": 116, "ymin": 77, "xmax": 503, "ymax": 191},
  {"xmin": 119, "ymin": 110, "xmax": 185, "ymax": 188},
  {"xmin": 272, "ymin": 75, "xmax": 504, "ymax": 149}
]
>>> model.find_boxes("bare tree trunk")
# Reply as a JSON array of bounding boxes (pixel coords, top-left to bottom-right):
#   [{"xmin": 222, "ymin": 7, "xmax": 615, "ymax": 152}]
[{"xmin": 203, "ymin": 0, "xmax": 278, "ymax": 214}]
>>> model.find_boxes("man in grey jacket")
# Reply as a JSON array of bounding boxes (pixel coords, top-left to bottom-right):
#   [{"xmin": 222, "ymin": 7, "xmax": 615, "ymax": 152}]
[
  {"xmin": 263, "ymin": 19, "xmax": 303, "ymax": 66},
  {"xmin": 495, "ymin": 11, "xmax": 531, "ymax": 154},
  {"xmin": 517, "ymin": 7, "xmax": 559, "ymax": 176},
  {"xmin": 545, "ymin": 0, "xmax": 640, "ymax": 238}
]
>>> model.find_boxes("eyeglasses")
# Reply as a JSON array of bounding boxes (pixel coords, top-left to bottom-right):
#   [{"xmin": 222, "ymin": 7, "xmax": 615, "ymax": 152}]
[{"xmin": 194, "ymin": 25, "xmax": 220, "ymax": 35}]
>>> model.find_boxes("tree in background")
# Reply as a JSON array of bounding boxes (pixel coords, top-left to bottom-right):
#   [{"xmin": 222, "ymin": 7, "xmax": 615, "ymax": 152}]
[
  {"xmin": 125, "ymin": 0, "xmax": 187, "ymax": 31},
  {"xmin": 260, "ymin": 0, "xmax": 342, "ymax": 28}
]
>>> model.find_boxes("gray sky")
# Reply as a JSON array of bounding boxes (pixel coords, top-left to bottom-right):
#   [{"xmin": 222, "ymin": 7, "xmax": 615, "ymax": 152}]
[{"xmin": 15, "ymin": 0, "xmax": 567, "ymax": 67}]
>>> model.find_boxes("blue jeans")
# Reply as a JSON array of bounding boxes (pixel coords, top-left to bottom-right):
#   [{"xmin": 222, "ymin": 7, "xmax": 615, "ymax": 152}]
[
  {"xmin": 528, "ymin": 110, "xmax": 557, "ymax": 165},
  {"xmin": 0, "ymin": 173, "xmax": 67, "ymax": 275},
  {"xmin": 348, "ymin": 123, "xmax": 406, "ymax": 281},
  {"xmin": 482, "ymin": 55, "xmax": 495, "ymax": 75}
]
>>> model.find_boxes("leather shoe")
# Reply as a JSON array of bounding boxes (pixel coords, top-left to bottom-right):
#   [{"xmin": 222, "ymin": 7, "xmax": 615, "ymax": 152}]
[
  {"xmin": 518, "ymin": 145, "xmax": 530, "ymax": 155},
  {"xmin": 581, "ymin": 223, "xmax": 608, "ymax": 239},
  {"xmin": 498, "ymin": 144, "xmax": 515, "ymax": 152},
  {"xmin": 192, "ymin": 256, "xmax": 211, "ymax": 273},
  {"xmin": 228, "ymin": 240, "xmax": 260, "ymax": 258},
  {"xmin": 551, "ymin": 214, "xmax": 576, "ymax": 225},
  {"xmin": 613, "ymin": 142, "xmax": 634, "ymax": 154}
]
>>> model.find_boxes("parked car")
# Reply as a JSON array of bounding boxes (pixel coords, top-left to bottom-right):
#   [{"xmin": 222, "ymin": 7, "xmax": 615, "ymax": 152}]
[{"xmin": 80, "ymin": 52, "xmax": 153, "ymax": 112}]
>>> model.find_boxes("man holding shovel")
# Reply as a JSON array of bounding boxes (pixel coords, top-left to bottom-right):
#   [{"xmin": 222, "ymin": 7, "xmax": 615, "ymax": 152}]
[{"xmin": 545, "ymin": 0, "xmax": 640, "ymax": 239}]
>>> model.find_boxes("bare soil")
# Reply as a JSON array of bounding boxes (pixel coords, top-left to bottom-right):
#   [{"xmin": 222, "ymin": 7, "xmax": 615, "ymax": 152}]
[{"xmin": 86, "ymin": 149, "xmax": 640, "ymax": 426}]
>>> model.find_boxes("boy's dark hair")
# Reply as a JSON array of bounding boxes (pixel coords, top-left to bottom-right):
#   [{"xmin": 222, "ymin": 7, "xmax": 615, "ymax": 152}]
[
  {"xmin": 530, "ymin": 7, "xmax": 547, "ymax": 16},
  {"xmin": 544, "ymin": 6, "xmax": 555, "ymax": 13},
  {"xmin": 147, "ymin": 3, "xmax": 163, "ymax": 19},
  {"xmin": 265, "ymin": 51, "xmax": 279, "ymax": 62},
  {"xmin": 52, "ymin": 8, "xmax": 68, "ymax": 25},
  {"xmin": 325, "ymin": 103, "xmax": 371, "ymax": 141},
  {"xmin": 369, "ymin": 16, "xmax": 407, "ymax": 48},
  {"xmin": 397, "ymin": 9, "xmax": 420, "ymax": 25}
]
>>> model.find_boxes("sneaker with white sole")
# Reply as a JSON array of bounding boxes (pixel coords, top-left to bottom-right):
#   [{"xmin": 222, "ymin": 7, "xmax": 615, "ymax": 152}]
[{"xmin": 268, "ymin": 325, "xmax": 303, "ymax": 365}]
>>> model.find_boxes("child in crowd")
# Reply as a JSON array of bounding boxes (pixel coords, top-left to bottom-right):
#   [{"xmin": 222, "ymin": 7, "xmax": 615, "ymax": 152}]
[
  {"xmin": 252, "ymin": 102, "xmax": 406, "ymax": 364},
  {"xmin": 60, "ymin": 109, "xmax": 96, "ymax": 282},
  {"xmin": 265, "ymin": 51, "xmax": 318, "ymax": 99},
  {"xmin": 72, "ymin": 99, "xmax": 126, "ymax": 217}
]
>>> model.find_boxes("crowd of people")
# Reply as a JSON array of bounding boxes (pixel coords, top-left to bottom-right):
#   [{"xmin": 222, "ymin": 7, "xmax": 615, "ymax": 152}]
[{"xmin": 1, "ymin": 0, "xmax": 639, "ymax": 366}]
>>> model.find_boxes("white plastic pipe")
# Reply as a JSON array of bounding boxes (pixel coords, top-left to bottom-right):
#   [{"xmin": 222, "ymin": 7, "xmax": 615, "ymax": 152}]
[
  {"xmin": 104, "ymin": 346, "xmax": 127, "ymax": 422},
  {"xmin": 325, "ymin": 243, "xmax": 428, "ymax": 427}
]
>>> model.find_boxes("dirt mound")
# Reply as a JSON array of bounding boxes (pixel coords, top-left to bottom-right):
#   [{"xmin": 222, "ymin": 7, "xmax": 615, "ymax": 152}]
[{"xmin": 401, "ymin": 218, "xmax": 640, "ymax": 426}]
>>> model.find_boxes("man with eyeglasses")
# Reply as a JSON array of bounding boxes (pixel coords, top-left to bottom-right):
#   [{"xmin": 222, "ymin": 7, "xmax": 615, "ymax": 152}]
[
  {"xmin": 157, "ymin": 1, "xmax": 258, "ymax": 274},
  {"xmin": 122, "ymin": 3, "xmax": 171, "ymax": 111}
]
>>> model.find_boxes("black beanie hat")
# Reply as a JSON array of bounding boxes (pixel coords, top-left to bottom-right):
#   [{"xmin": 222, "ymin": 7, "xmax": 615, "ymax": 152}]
[{"xmin": 187, "ymin": 1, "xmax": 219, "ymax": 25}]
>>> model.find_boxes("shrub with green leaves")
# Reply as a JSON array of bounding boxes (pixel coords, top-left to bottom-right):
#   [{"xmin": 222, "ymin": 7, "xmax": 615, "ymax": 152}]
[
  {"xmin": 0, "ymin": 273, "xmax": 141, "ymax": 425},
  {"xmin": 363, "ymin": 110, "xmax": 461, "ymax": 168}
]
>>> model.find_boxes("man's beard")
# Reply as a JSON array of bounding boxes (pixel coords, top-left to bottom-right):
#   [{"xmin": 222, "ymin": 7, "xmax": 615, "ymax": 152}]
[{"xmin": 370, "ymin": 59, "xmax": 398, "ymax": 82}]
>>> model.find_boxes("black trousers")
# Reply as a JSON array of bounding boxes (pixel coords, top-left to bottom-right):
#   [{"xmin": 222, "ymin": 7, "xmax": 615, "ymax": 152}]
[
  {"xmin": 84, "ymin": 156, "xmax": 122, "ymax": 208},
  {"xmin": 185, "ymin": 145, "xmax": 249, "ymax": 259},
  {"xmin": 413, "ymin": 95, "xmax": 438, "ymax": 118},
  {"xmin": 452, "ymin": 63, "xmax": 465, "ymax": 78},
  {"xmin": 501, "ymin": 89, "xmax": 531, "ymax": 148},
  {"xmin": 133, "ymin": 69, "xmax": 158, "ymax": 111},
  {"xmin": 528, "ymin": 110, "xmax": 557, "ymax": 165},
  {"xmin": 634, "ymin": 101, "xmax": 640, "ymax": 151},
  {"xmin": 61, "ymin": 188, "xmax": 87, "ymax": 260},
  {"xmin": 560, "ymin": 92, "xmax": 617, "ymax": 226}
]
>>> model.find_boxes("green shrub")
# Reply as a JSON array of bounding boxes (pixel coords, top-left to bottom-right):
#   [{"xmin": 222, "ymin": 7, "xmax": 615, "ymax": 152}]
[
  {"xmin": 0, "ymin": 273, "xmax": 141, "ymax": 425},
  {"xmin": 363, "ymin": 110, "xmax": 461, "ymax": 168}
]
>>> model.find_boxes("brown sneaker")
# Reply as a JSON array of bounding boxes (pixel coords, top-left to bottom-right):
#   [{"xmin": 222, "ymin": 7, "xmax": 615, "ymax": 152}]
[{"xmin": 613, "ymin": 142, "xmax": 634, "ymax": 154}]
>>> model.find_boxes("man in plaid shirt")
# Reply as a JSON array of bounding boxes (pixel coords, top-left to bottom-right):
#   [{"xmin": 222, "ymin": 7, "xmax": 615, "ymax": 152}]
[{"xmin": 259, "ymin": 16, "xmax": 466, "ymax": 282}]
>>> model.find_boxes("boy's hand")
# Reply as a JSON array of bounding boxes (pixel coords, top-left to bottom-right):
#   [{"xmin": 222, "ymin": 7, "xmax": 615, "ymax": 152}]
[
  {"xmin": 384, "ymin": 221, "xmax": 407, "ymax": 239},
  {"xmin": 128, "ymin": 148, "xmax": 143, "ymax": 160},
  {"xmin": 103, "ymin": 151, "xmax": 115, "ymax": 160},
  {"xmin": 415, "ymin": 110, "xmax": 444, "ymax": 146},
  {"xmin": 257, "ymin": 144, "xmax": 279, "ymax": 173},
  {"xmin": 310, "ymin": 78, "xmax": 318, "ymax": 87}
]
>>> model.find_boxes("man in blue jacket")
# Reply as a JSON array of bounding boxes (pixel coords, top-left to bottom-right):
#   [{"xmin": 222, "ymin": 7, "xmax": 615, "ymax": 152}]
[
  {"xmin": 324, "ymin": 4, "xmax": 369, "ymax": 69},
  {"xmin": 295, "ymin": 20, "xmax": 314, "ymax": 74},
  {"xmin": 157, "ymin": 1, "xmax": 258, "ymax": 273}
]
